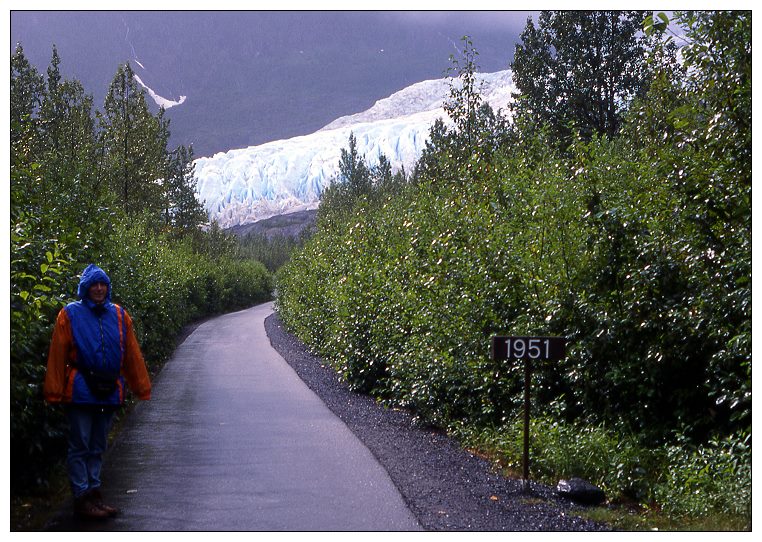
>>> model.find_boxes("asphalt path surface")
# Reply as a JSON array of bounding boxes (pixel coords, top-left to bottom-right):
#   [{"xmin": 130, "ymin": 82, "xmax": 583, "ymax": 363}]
[{"xmin": 47, "ymin": 302, "xmax": 421, "ymax": 531}]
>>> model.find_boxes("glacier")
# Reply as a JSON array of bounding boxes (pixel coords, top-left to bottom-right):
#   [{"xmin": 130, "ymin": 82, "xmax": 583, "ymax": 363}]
[{"xmin": 193, "ymin": 70, "xmax": 515, "ymax": 228}]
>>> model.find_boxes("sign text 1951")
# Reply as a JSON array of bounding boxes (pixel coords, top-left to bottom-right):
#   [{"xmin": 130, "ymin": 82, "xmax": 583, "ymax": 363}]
[{"xmin": 491, "ymin": 336, "xmax": 566, "ymax": 361}]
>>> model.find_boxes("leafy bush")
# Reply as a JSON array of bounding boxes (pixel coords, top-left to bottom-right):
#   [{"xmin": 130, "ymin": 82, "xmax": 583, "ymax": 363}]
[
  {"xmin": 452, "ymin": 418, "xmax": 653, "ymax": 501},
  {"xmin": 654, "ymin": 432, "xmax": 751, "ymax": 519},
  {"xmin": 9, "ymin": 45, "xmax": 274, "ymax": 495},
  {"xmin": 93, "ymin": 217, "xmax": 273, "ymax": 368},
  {"xmin": 453, "ymin": 419, "xmax": 751, "ymax": 521},
  {"xmin": 10, "ymin": 212, "xmax": 75, "ymax": 489},
  {"xmin": 237, "ymin": 231, "xmax": 306, "ymax": 273},
  {"xmin": 276, "ymin": 14, "xmax": 750, "ymax": 521}
]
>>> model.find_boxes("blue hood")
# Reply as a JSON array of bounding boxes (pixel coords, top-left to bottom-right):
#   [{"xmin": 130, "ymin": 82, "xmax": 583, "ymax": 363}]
[{"xmin": 77, "ymin": 264, "xmax": 112, "ymax": 304}]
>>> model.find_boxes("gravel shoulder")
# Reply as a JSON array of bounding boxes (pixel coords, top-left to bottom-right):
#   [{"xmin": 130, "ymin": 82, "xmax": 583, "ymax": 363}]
[{"xmin": 264, "ymin": 312, "xmax": 609, "ymax": 531}]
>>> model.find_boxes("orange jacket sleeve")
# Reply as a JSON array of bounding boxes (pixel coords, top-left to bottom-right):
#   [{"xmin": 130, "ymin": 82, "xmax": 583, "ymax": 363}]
[
  {"xmin": 121, "ymin": 309, "xmax": 152, "ymax": 400},
  {"xmin": 44, "ymin": 308, "xmax": 74, "ymax": 404}
]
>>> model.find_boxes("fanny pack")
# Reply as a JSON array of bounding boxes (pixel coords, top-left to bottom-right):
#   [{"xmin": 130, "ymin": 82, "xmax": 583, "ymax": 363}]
[{"xmin": 80, "ymin": 368, "xmax": 119, "ymax": 399}]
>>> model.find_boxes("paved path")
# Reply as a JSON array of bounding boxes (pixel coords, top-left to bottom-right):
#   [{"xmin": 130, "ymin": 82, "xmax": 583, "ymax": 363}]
[{"xmin": 54, "ymin": 302, "xmax": 421, "ymax": 531}]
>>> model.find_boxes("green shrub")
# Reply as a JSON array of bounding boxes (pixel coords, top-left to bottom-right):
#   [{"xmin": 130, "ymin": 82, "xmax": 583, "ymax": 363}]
[
  {"xmin": 452, "ymin": 419, "xmax": 751, "ymax": 523},
  {"xmin": 96, "ymin": 218, "xmax": 273, "ymax": 367},
  {"xmin": 654, "ymin": 432, "xmax": 751, "ymax": 519},
  {"xmin": 275, "ymin": 14, "xmax": 750, "ymax": 524},
  {"xmin": 10, "ymin": 211, "xmax": 273, "ymax": 494},
  {"xmin": 9, "ymin": 44, "xmax": 275, "ymax": 498},
  {"xmin": 10, "ymin": 220, "xmax": 75, "ymax": 489}
]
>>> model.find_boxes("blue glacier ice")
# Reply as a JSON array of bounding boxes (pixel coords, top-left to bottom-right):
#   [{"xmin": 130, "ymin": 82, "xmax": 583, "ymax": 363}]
[{"xmin": 193, "ymin": 70, "xmax": 515, "ymax": 228}]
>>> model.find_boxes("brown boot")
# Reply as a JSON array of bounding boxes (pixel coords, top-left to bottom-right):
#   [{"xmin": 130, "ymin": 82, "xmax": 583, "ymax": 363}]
[
  {"xmin": 89, "ymin": 488, "xmax": 119, "ymax": 517},
  {"xmin": 74, "ymin": 494, "xmax": 110, "ymax": 520}
]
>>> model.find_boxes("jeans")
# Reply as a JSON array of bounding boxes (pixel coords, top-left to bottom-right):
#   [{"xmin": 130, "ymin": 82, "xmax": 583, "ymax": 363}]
[{"xmin": 65, "ymin": 405, "xmax": 115, "ymax": 498}]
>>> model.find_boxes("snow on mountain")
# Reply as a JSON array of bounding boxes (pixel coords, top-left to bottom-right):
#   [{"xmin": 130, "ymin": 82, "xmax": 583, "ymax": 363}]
[
  {"xmin": 134, "ymin": 74, "xmax": 187, "ymax": 109},
  {"xmin": 193, "ymin": 70, "xmax": 515, "ymax": 228},
  {"xmin": 321, "ymin": 69, "xmax": 514, "ymax": 130}
]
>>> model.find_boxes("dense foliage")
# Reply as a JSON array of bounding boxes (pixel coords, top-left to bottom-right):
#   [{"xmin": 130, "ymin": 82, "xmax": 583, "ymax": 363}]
[
  {"xmin": 276, "ymin": 11, "xmax": 750, "ymax": 523},
  {"xmin": 237, "ymin": 232, "xmax": 308, "ymax": 273},
  {"xmin": 510, "ymin": 11, "xmax": 664, "ymax": 144},
  {"xmin": 10, "ymin": 46, "xmax": 272, "ymax": 493}
]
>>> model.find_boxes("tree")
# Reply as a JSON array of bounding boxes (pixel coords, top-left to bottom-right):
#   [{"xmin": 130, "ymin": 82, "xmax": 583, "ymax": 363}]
[
  {"xmin": 371, "ymin": 152, "xmax": 393, "ymax": 192},
  {"xmin": 10, "ymin": 46, "xmax": 276, "ymax": 499},
  {"xmin": 10, "ymin": 44, "xmax": 44, "ymax": 153},
  {"xmin": 416, "ymin": 37, "xmax": 511, "ymax": 186},
  {"xmin": 316, "ymin": 132, "xmax": 371, "ymax": 229},
  {"xmin": 38, "ymin": 46, "xmax": 99, "ymax": 210},
  {"xmin": 412, "ymin": 117, "xmax": 452, "ymax": 182},
  {"xmin": 98, "ymin": 63, "xmax": 169, "ymax": 218},
  {"xmin": 164, "ymin": 144, "xmax": 207, "ymax": 233},
  {"xmin": 338, "ymin": 132, "xmax": 371, "ymax": 194},
  {"xmin": 444, "ymin": 36, "xmax": 483, "ymax": 148},
  {"xmin": 511, "ymin": 11, "xmax": 661, "ymax": 144}
]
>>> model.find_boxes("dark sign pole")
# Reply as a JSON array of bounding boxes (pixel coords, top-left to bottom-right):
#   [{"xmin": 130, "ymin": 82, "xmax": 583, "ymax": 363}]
[
  {"xmin": 523, "ymin": 356, "xmax": 531, "ymax": 486},
  {"xmin": 491, "ymin": 336, "xmax": 566, "ymax": 491}
]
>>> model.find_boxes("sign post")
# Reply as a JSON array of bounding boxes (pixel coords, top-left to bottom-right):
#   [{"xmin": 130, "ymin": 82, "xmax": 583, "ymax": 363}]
[
  {"xmin": 523, "ymin": 355, "xmax": 531, "ymax": 484},
  {"xmin": 491, "ymin": 336, "xmax": 566, "ymax": 490}
]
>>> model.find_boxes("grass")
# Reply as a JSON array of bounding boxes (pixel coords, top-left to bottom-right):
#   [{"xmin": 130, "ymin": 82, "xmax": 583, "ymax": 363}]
[
  {"xmin": 580, "ymin": 505, "xmax": 751, "ymax": 532},
  {"xmin": 450, "ymin": 417, "xmax": 751, "ymax": 532}
]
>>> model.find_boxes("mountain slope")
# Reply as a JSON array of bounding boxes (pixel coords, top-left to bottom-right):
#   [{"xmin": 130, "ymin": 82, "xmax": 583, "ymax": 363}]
[
  {"xmin": 193, "ymin": 70, "xmax": 515, "ymax": 228},
  {"xmin": 226, "ymin": 209, "xmax": 317, "ymax": 239},
  {"xmin": 11, "ymin": 12, "xmax": 527, "ymax": 158}
]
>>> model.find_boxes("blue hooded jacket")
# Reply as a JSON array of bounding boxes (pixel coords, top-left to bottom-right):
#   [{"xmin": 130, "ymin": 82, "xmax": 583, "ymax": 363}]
[
  {"xmin": 77, "ymin": 263, "xmax": 113, "ymax": 306},
  {"xmin": 64, "ymin": 264, "xmax": 127, "ymax": 404}
]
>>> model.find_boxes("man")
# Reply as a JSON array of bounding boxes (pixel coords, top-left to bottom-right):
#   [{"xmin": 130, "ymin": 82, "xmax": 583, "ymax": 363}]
[{"xmin": 44, "ymin": 264, "xmax": 151, "ymax": 519}]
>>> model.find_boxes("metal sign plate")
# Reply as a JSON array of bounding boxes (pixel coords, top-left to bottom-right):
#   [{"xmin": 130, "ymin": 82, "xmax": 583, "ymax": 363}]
[{"xmin": 491, "ymin": 336, "xmax": 566, "ymax": 361}]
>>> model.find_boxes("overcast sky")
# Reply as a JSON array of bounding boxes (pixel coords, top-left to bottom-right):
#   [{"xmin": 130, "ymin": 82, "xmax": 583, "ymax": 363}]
[{"xmin": 8, "ymin": 6, "xmax": 536, "ymax": 155}]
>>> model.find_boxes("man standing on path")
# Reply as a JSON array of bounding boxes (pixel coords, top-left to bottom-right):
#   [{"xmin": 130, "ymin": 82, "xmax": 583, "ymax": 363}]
[{"xmin": 44, "ymin": 264, "xmax": 152, "ymax": 520}]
